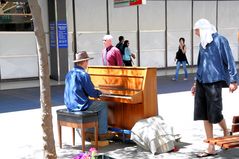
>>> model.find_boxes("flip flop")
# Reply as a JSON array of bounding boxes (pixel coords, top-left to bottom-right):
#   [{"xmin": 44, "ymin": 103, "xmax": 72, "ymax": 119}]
[{"xmin": 196, "ymin": 151, "xmax": 217, "ymax": 158}]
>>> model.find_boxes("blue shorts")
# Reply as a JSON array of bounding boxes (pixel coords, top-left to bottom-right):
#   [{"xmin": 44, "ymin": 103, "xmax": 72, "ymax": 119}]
[{"xmin": 194, "ymin": 81, "xmax": 224, "ymax": 124}]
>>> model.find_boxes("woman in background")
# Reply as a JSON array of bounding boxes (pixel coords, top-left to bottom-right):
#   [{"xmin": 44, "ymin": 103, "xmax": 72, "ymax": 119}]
[
  {"xmin": 122, "ymin": 40, "xmax": 135, "ymax": 66},
  {"xmin": 172, "ymin": 37, "xmax": 188, "ymax": 81}
]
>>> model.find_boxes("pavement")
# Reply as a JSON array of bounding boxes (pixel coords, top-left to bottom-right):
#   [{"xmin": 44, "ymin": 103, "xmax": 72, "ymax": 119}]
[{"xmin": 0, "ymin": 74, "xmax": 239, "ymax": 159}]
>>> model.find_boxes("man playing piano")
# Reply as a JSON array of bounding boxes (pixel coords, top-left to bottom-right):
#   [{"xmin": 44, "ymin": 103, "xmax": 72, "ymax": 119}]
[{"xmin": 64, "ymin": 51, "xmax": 110, "ymax": 139}]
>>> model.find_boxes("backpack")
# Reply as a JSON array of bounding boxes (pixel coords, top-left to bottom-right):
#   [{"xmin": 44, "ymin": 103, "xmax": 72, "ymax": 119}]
[{"xmin": 116, "ymin": 43, "xmax": 124, "ymax": 55}]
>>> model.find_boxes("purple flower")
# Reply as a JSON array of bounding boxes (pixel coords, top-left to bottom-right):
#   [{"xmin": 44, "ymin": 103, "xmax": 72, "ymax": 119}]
[
  {"xmin": 81, "ymin": 153, "xmax": 90, "ymax": 159},
  {"xmin": 73, "ymin": 152, "xmax": 84, "ymax": 159},
  {"xmin": 89, "ymin": 147, "xmax": 97, "ymax": 153},
  {"xmin": 89, "ymin": 147, "xmax": 97, "ymax": 157},
  {"xmin": 73, "ymin": 147, "xmax": 98, "ymax": 159}
]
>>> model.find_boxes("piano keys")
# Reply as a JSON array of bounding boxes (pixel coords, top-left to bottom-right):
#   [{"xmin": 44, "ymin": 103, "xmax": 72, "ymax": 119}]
[{"xmin": 87, "ymin": 66, "xmax": 158, "ymax": 130}]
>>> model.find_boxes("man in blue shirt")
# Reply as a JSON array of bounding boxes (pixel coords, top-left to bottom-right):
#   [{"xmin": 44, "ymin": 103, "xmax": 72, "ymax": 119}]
[
  {"xmin": 191, "ymin": 19, "xmax": 238, "ymax": 157},
  {"xmin": 64, "ymin": 51, "xmax": 108, "ymax": 135}
]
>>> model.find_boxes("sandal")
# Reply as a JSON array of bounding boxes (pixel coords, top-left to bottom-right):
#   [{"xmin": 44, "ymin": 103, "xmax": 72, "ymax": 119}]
[{"xmin": 196, "ymin": 151, "xmax": 217, "ymax": 158}]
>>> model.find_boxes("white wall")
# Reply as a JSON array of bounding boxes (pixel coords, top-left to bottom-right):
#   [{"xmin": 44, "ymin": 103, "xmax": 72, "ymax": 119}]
[
  {"xmin": 193, "ymin": 1, "xmax": 217, "ymax": 65},
  {"xmin": 66, "ymin": 0, "xmax": 74, "ymax": 70},
  {"xmin": 72, "ymin": 0, "xmax": 108, "ymax": 67},
  {"xmin": 167, "ymin": 1, "xmax": 192, "ymax": 67},
  {"xmin": 109, "ymin": 0, "xmax": 138, "ymax": 65},
  {"xmin": 0, "ymin": 32, "xmax": 38, "ymax": 79},
  {"xmin": 1, "ymin": 0, "xmax": 239, "ymax": 80},
  {"xmin": 69, "ymin": 0, "xmax": 239, "ymax": 70},
  {"xmin": 0, "ymin": 0, "xmax": 49, "ymax": 80},
  {"xmin": 218, "ymin": 1, "xmax": 239, "ymax": 61},
  {"xmin": 139, "ymin": 1, "xmax": 165, "ymax": 67}
]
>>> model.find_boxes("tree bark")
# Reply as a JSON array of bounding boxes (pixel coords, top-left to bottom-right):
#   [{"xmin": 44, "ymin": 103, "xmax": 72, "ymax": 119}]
[{"xmin": 28, "ymin": 1, "xmax": 57, "ymax": 158}]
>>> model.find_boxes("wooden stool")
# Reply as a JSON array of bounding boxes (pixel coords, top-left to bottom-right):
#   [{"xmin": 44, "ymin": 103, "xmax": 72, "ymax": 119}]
[
  {"xmin": 206, "ymin": 116, "xmax": 239, "ymax": 149},
  {"xmin": 56, "ymin": 109, "xmax": 98, "ymax": 152}
]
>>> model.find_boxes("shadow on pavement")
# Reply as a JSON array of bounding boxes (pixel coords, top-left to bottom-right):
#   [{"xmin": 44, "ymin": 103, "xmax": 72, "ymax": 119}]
[
  {"xmin": 0, "ymin": 85, "xmax": 64, "ymax": 113},
  {"xmin": 157, "ymin": 74, "xmax": 195, "ymax": 94},
  {"xmin": 0, "ymin": 74, "xmax": 195, "ymax": 113}
]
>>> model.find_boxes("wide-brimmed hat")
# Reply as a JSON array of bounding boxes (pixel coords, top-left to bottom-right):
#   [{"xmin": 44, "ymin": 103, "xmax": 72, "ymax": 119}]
[{"xmin": 73, "ymin": 51, "xmax": 93, "ymax": 63}]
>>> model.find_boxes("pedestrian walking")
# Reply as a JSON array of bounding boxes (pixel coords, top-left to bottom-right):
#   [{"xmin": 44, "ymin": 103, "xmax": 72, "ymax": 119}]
[{"xmin": 191, "ymin": 19, "xmax": 238, "ymax": 158}]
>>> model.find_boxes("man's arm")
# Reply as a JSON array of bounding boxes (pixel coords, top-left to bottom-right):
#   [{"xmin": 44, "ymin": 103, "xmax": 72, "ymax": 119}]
[
  {"xmin": 229, "ymin": 82, "xmax": 238, "ymax": 93},
  {"xmin": 221, "ymin": 37, "xmax": 238, "ymax": 92},
  {"xmin": 82, "ymin": 73, "xmax": 102, "ymax": 98},
  {"xmin": 191, "ymin": 81, "xmax": 196, "ymax": 96}
]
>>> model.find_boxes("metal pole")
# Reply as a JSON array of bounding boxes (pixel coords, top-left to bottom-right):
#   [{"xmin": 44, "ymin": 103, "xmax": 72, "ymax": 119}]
[
  {"xmin": 191, "ymin": 0, "xmax": 194, "ymax": 66},
  {"xmin": 165, "ymin": 0, "xmax": 168, "ymax": 68},
  {"xmin": 137, "ymin": 6, "xmax": 140, "ymax": 66},
  {"xmin": 216, "ymin": 0, "xmax": 218, "ymax": 30},
  {"xmin": 54, "ymin": 0, "xmax": 60, "ymax": 81},
  {"xmin": 106, "ymin": 0, "xmax": 110, "ymax": 34},
  {"xmin": 72, "ymin": 0, "xmax": 77, "ymax": 57}
]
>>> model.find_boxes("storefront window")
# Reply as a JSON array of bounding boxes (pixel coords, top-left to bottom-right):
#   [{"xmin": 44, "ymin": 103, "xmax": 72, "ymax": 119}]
[{"xmin": 0, "ymin": 0, "xmax": 33, "ymax": 31}]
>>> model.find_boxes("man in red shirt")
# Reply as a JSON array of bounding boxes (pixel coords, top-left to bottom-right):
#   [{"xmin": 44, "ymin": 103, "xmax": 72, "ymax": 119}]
[{"xmin": 102, "ymin": 35, "xmax": 123, "ymax": 66}]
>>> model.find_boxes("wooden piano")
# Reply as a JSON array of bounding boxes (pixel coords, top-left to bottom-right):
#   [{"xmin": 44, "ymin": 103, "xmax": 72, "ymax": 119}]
[{"xmin": 87, "ymin": 66, "xmax": 158, "ymax": 130}]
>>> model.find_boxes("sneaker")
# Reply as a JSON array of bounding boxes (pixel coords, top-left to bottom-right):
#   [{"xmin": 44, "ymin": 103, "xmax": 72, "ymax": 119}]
[
  {"xmin": 98, "ymin": 132, "xmax": 115, "ymax": 140},
  {"xmin": 85, "ymin": 131, "xmax": 115, "ymax": 141},
  {"xmin": 85, "ymin": 132, "xmax": 94, "ymax": 141},
  {"xmin": 91, "ymin": 140, "xmax": 109, "ymax": 147},
  {"xmin": 172, "ymin": 77, "xmax": 176, "ymax": 81},
  {"xmin": 183, "ymin": 78, "xmax": 188, "ymax": 80}
]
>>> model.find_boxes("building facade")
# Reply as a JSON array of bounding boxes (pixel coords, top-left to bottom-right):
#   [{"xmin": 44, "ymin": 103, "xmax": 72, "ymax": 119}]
[{"xmin": 0, "ymin": 0, "xmax": 239, "ymax": 81}]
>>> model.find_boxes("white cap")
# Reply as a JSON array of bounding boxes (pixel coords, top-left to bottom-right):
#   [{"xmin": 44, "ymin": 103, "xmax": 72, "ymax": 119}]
[
  {"xmin": 103, "ymin": 35, "xmax": 113, "ymax": 40},
  {"xmin": 194, "ymin": 19, "xmax": 217, "ymax": 49},
  {"xmin": 194, "ymin": 18, "xmax": 216, "ymax": 31}
]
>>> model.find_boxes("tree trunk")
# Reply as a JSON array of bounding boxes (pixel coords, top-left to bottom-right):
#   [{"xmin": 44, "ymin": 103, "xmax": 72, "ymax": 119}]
[{"xmin": 28, "ymin": 1, "xmax": 57, "ymax": 158}]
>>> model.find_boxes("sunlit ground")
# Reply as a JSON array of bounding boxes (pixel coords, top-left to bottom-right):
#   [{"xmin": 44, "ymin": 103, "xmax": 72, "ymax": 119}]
[{"xmin": 0, "ymin": 88, "xmax": 239, "ymax": 159}]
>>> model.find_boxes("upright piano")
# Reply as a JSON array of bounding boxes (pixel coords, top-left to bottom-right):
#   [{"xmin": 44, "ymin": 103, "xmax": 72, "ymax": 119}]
[{"xmin": 87, "ymin": 66, "xmax": 158, "ymax": 130}]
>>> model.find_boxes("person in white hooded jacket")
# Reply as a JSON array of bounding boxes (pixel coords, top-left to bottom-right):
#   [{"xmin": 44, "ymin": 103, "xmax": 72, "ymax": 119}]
[{"xmin": 191, "ymin": 19, "xmax": 238, "ymax": 157}]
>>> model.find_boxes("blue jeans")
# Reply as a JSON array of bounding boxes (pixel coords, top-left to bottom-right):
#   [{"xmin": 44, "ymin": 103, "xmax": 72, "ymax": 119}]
[
  {"xmin": 174, "ymin": 61, "xmax": 188, "ymax": 80},
  {"xmin": 86, "ymin": 101, "xmax": 108, "ymax": 134}
]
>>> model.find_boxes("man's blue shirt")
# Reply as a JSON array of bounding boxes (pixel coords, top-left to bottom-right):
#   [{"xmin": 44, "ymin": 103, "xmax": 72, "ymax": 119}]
[
  {"xmin": 64, "ymin": 65, "xmax": 102, "ymax": 111},
  {"xmin": 196, "ymin": 33, "xmax": 238, "ymax": 84}
]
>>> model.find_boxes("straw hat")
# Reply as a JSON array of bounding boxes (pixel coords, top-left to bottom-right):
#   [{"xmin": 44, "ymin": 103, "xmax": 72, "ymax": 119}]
[{"xmin": 73, "ymin": 51, "xmax": 93, "ymax": 63}]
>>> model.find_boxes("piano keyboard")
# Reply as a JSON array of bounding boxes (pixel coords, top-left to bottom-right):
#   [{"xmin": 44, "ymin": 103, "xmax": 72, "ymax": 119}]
[{"xmin": 100, "ymin": 94, "xmax": 132, "ymax": 99}]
